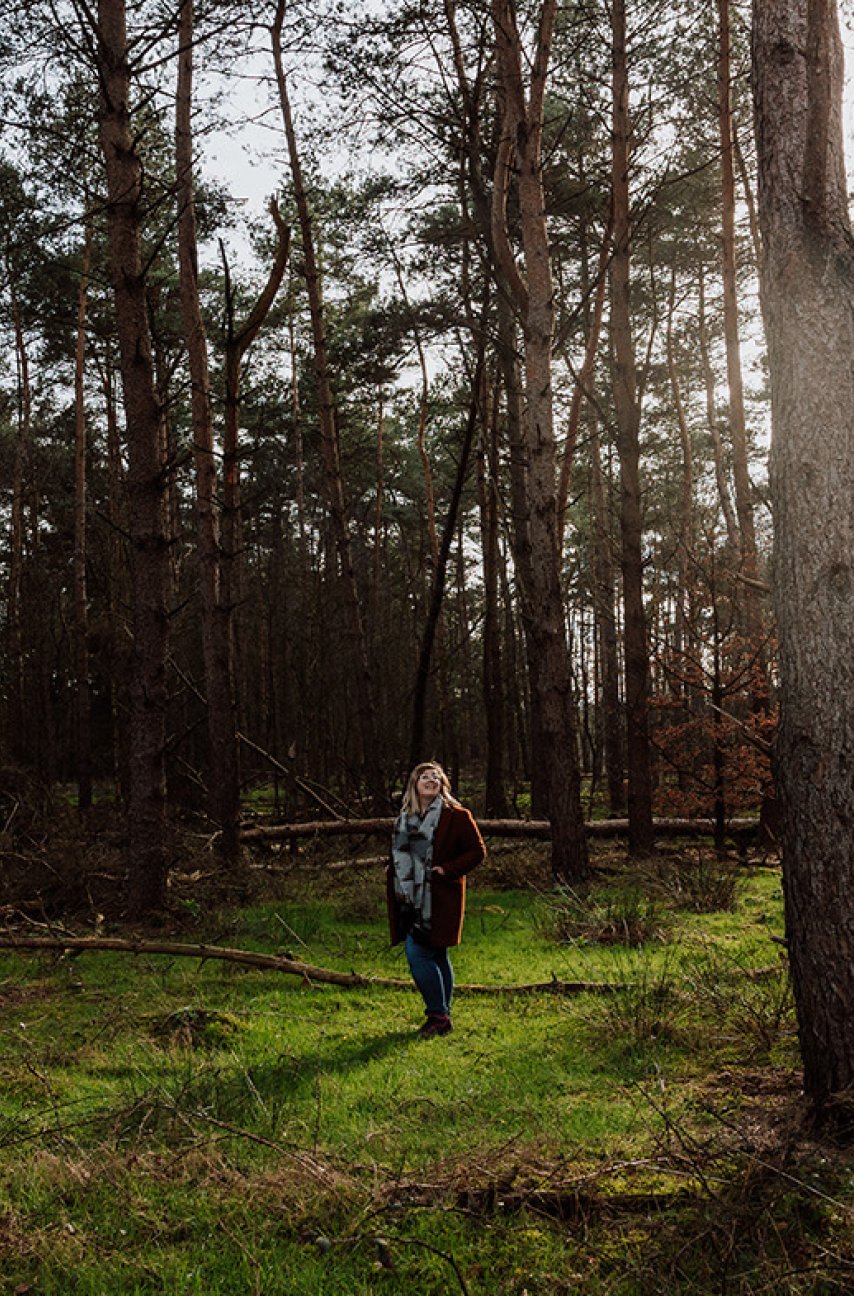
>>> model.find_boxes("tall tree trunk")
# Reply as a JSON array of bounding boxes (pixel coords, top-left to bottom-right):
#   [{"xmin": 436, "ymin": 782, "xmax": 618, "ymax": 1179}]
[
  {"xmin": 665, "ymin": 266, "xmax": 695, "ymax": 694},
  {"xmin": 568, "ymin": 215, "xmax": 623, "ymax": 815},
  {"xmin": 610, "ymin": 0, "xmax": 654, "ymax": 852},
  {"xmin": 496, "ymin": 298, "xmax": 545, "ymax": 816},
  {"xmin": 390, "ymin": 243, "xmax": 452, "ymax": 762},
  {"xmin": 73, "ymin": 225, "xmax": 93, "ymax": 811},
  {"xmin": 218, "ymin": 213, "xmax": 289, "ymax": 748},
  {"xmin": 372, "ymin": 390, "xmax": 385, "ymax": 626},
  {"xmin": 219, "ymin": 257, "xmax": 245, "ymax": 736},
  {"xmin": 477, "ymin": 367, "xmax": 508, "ymax": 816},
  {"xmin": 96, "ymin": 356, "xmax": 130, "ymax": 804},
  {"xmin": 97, "ymin": 0, "xmax": 170, "ymax": 915},
  {"xmin": 409, "ymin": 354, "xmax": 483, "ymax": 769},
  {"xmin": 499, "ymin": 548, "xmax": 525, "ymax": 798},
  {"xmin": 6, "ymin": 266, "xmax": 30, "ymax": 762},
  {"xmin": 719, "ymin": 0, "xmax": 762, "ymax": 626},
  {"xmin": 557, "ymin": 217, "xmax": 611, "ymax": 541},
  {"xmin": 753, "ymin": 0, "xmax": 854, "ymax": 1109},
  {"xmin": 589, "ymin": 414, "xmax": 625, "ymax": 816},
  {"xmin": 272, "ymin": 0, "xmax": 386, "ymax": 809},
  {"xmin": 492, "ymin": 0, "xmax": 588, "ymax": 881},
  {"xmin": 697, "ymin": 263, "xmax": 740, "ymax": 549},
  {"xmin": 175, "ymin": 0, "xmax": 240, "ymax": 861}
]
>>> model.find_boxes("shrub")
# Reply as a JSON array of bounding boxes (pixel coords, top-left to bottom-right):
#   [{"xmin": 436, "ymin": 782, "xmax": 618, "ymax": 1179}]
[
  {"xmin": 645, "ymin": 850, "xmax": 742, "ymax": 914},
  {"xmin": 540, "ymin": 884, "xmax": 671, "ymax": 948},
  {"xmin": 584, "ymin": 950, "xmax": 686, "ymax": 1049}
]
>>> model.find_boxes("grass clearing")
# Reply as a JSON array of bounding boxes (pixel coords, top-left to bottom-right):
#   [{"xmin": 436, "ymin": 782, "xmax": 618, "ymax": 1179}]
[{"xmin": 1, "ymin": 844, "xmax": 852, "ymax": 1293}]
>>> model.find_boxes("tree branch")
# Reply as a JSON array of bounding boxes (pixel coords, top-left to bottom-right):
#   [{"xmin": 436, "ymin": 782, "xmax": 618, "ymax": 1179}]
[{"xmin": 0, "ymin": 936, "xmax": 624, "ymax": 997}]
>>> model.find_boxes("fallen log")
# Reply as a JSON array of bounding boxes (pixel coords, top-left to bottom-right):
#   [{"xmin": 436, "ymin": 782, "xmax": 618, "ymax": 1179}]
[
  {"xmin": 240, "ymin": 816, "xmax": 758, "ymax": 844},
  {"xmin": 241, "ymin": 817, "xmax": 395, "ymax": 842},
  {"xmin": 0, "ymin": 935, "xmax": 624, "ymax": 996}
]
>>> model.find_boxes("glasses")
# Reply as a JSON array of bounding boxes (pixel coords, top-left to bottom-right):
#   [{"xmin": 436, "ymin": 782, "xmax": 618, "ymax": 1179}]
[{"xmin": 417, "ymin": 771, "xmax": 440, "ymax": 782}]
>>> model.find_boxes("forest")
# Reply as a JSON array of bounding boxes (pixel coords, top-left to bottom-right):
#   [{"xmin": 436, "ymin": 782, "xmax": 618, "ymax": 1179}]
[{"xmin": 0, "ymin": 0, "xmax": 853, "ymax": 1291}]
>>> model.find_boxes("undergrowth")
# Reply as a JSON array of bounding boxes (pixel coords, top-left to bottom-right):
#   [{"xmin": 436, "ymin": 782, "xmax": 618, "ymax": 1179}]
[{"xmin": 0, "ymin": 843, "xmax": 850, "ymax": 1294}]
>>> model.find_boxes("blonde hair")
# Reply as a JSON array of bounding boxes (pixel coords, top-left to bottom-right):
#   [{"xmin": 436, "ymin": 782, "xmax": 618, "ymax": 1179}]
[{"xmin": 401, "ymin": 761, "xmax": 461, "ymax": 814}]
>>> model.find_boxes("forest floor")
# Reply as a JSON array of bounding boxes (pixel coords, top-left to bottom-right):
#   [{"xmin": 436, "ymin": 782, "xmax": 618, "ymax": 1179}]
[{"xmin": 1, "ymin": 827, "xmax": 853, "ymax": 1294}]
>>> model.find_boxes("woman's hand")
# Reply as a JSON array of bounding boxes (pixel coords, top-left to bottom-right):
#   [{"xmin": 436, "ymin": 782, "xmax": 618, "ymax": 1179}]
[{"xmin": 432, "ymin": 865, "xmax": 445, "ymax": 877}]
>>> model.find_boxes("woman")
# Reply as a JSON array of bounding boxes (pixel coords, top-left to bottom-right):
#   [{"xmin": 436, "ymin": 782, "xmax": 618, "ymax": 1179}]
[{"xmin": 387, "ymin": 762, "xmax": 486, "ymax": 1037}]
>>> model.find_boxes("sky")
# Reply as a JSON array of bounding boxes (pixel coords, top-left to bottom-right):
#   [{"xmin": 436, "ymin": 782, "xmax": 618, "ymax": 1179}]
[{"xmin": 205, "ymin": 17, "xmax": 854, "ymax": 248}]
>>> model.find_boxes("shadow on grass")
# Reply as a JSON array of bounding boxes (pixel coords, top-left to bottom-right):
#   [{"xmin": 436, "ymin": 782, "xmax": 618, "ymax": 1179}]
[
  {"xmin": 266, "ymin": 1022, "xmax": 425, "ymax": 1089},
  {"xmin": 161, "ymin": 1019, "xmax": 430, "ymax": 1128}
]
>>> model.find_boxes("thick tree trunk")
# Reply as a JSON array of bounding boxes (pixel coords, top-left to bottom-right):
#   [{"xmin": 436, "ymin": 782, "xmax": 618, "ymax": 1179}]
[
  {"xmin": 492, "ymin": 0, "xmax": 588, "ymax": 881},
  {"xmin": 752, "ymin": 0, "xmax": 854, "ymax": 1108},
  {"xmin": 97, "ymin": 0, "xmax": 170, "ymax": 915},
  {"xmin": 175, "ymin": 0, "xmax": 240, "ymax": 861},
  {"xmin": 610, "ymin": 0, "xmax": 654, "ymax": 853}
]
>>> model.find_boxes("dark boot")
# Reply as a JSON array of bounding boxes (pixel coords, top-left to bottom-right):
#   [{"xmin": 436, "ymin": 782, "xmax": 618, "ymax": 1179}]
[{"xmin": 418, "ymin": 1014, "xmax": 452, "ymax": 1038}]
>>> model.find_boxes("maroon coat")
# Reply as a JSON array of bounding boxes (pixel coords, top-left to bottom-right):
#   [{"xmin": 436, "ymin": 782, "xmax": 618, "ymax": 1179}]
[{"xmin": 387, "ymin": 804, "xmax": 486, "ymax": 948}]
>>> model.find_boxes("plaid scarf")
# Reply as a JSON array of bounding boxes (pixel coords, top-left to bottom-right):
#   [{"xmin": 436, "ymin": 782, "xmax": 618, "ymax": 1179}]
[{"xmin": 391, "ymin": 794, "xmax": 444, "ymax": 933}]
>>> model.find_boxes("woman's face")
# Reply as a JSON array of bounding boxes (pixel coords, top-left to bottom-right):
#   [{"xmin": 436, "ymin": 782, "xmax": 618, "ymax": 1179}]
[{"xmin": 415, "ymin": 767, "xmax": 442, "ymax": 801}]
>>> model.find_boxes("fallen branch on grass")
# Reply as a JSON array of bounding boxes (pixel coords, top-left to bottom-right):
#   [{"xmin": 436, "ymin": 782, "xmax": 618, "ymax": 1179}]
[
  {"xmin": 376, "ymin": 1151, "xmax": 711, "ymax": 1223},
  {"xmin": 0, "ymin": 935, "xmax": 624, "ymax": 996}
]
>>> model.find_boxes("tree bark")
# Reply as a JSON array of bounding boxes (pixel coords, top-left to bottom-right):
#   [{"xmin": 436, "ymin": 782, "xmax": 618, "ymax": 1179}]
[
  {"xmin": 73, "ymin": 223, "xmax": 93, "ymax": 811},
  {"xmin": 6, "ymin": 263, "xmax": 30, "ymax": 762},
  {"xmin": 272, "ymin": 0, "xmax": 386, "ymax": 810},
  {"xmin": 175, "ymin": 0, "xmax": 240, "ymax": 861},
  {"xmin": 589, "ymin": 415, "xmax": 625, "ymax": 816},
  {"xmin": 219, "ymin": 209, "xmax": 289, "ymax": 745},
  {"xmin": 664, "ymin": 265, "xmax": 695, "ymax": 698},
  {"xmin": 497, "ymin": 296, "xmax": 544, "ymax": 815},
  {"xmin": 719, "ymin": 0, "xmax": 762, "ymax": 620},
  {"xmin": 389, "ymin": 242, "xmax": 452, "ymax": 764},
  {"xmin": 96, "ymin": 356, "xmax": 130, "ymax": 804},
  {"xmin": 697, "ymin": 262, "xmax": 740, "ymax": 549},
  {"xmin": 557, "ymin": 218, "xmax": 611, "ymax": 542},
  {"xmin": 752, "ymin": 0, "xmax": 854, "ymax": 1108},
  {"xmin": 409, "ymin": 353, "xmax": 483, "ymax": 769},
  {"xmin": 610, "ymin": 0, "xmax": 654, "ymax": 852},
  {"xmin": 97, "ymin": 0, "xmax": 170, "ymax": 915},
  {"xmin": 491, "ymin": 0, "xmax": 588, "ymax": 881},
  {"xmin": 477, "ymin": 367, "xmax": 509, "ymax": 816}
]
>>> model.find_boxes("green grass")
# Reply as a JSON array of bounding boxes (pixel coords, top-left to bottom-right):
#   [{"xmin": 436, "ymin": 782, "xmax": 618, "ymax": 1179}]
[{"xmin": 0, "ymin": 850, "xmax": 851, "ymax": 1293}]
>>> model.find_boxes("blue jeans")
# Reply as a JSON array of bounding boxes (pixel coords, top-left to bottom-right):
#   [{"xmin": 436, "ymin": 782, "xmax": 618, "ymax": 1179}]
[{"xmin": 405, "ymin": 933, "xmax": 454, "ymax": 1017}]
